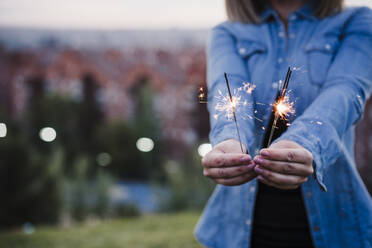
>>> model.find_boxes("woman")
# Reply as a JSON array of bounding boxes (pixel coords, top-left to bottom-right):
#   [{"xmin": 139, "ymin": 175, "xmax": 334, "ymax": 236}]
[{"xmin": 195, "ymin": 0, "xmax": 372, "ymax": 247}]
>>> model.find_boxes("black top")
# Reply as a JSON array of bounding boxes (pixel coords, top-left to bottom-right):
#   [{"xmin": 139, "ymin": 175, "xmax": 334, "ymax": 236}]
[{"xmin": 250, "ymin": 93, "xmax": 314, "ymax": 248}]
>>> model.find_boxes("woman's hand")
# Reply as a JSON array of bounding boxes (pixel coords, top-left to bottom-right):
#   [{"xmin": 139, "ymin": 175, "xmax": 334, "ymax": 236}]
[
  {"xmin": 253, "ymin": 140, "xmax": 314, "ymax": 190},
  {"xmin": 202, "ymin": 139, "xmax": 257, "ymax": 186}
]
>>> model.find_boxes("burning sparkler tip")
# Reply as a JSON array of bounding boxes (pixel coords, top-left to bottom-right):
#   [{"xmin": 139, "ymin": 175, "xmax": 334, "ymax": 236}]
[{"xmin": 198, "ymin": 86, "xmax": 208, "ymax": 103}]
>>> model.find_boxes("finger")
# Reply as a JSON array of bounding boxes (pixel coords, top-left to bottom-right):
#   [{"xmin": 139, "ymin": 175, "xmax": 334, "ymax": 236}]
[
  {"xmin": 254, "ymin": 157, "xmax": 313, "ymax": 176},
  {"xmin": 202, "ymin": 152, "xmax": 252, "ymax": 168},
  {"xmin": 260, "ymin": 148, "xmax": 312, "ymax": 164},
  {"xmin": 254, "ymin": 166, "xmax": 308, "ymax": 186},
  {"xmin": 214, "ymin": 171, "xmax": 257, "ymax": 186},
  {"xmin": 269, "ymin": 140, "xmax": 300, "ymax": 149},
  {"xmin": 214, "ymin": 139, "xmax": 247, "ymax": 154},
  {"xmin": 257, "ymin": 175, "xmax": 299, "ymax": 190},
  {"xmin": 204, "ymin": 163, "xmax": 255, "ymax": 179}
]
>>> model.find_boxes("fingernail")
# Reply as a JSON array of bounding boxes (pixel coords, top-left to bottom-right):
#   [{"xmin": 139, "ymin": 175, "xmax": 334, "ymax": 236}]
[
  {"xmin": 257, "ymin": 175, "xmax": 263, "ymax": 180},
  {"xmin": 255, "ymin": 166, "xmax": 264, "ymax": 173},
  {"xmin": 255, "ymin": 157, "xmax": 264, "ymax": 164},
  {"xmin": 241, "ymin": 156, "xmax": 251, "ymax": 163},
  {"xmin": 260, "ymin": 150, "xmax": 269, "ymax": 157},
  {"xmin": 247, "ymin": 163, "xmax": 255, "ymax": 169}
]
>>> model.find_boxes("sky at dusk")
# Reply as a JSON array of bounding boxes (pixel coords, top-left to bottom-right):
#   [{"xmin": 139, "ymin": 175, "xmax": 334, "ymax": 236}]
[{"xmin": 0, "ymin": 0, "xmax": 371, "ymax": 29}]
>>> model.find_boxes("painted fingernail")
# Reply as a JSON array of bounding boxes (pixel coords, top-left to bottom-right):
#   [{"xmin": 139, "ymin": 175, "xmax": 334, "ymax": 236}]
[
  {"xmin": 241, "ymin": 156, "xmax": 251, "ymax": 163},
  {"xmin": 247, "ymin": 163, "xmax": 255, "ymax": 169},
  {"xmin": 255, "ymin": 157, "xmax": 264, "ymax": 164},
  {"xmin": 255, "ymin": 167, "xmax": 264, "ymax": 173},
  {"xmin": 260, "ymin": 150, "xmax": 269, "ymax": 157}
]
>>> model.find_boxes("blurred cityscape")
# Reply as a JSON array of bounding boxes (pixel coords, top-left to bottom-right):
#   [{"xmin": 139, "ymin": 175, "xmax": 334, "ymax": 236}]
[
  {"xmin": 0, "ymin": 26, "xmax": 371, "ymax": 232},
  {"xmin": 0, "ymin": 27, "xmax": 209, "ymax": 152},
  {"xmin": 0, "ymin": 27, "xmax": 213, "ymax": 229}
]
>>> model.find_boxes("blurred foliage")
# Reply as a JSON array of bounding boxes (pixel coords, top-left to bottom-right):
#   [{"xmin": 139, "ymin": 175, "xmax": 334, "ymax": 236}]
[
  {"xmin": 64, "ymin": 157, "xmax": 119, "ymax": 222},
  {"xmin": 112, "ymin": 204, "xmax": 141, "ymax": 218},
  {"xmin": 68, "ymin": 157, "xmax": 90, "ymax": 222},
  {"xmin": 161, "ymin": 147, "xmax": 215, "ymax": 212},
  {"xmin": 0, "ymin": 74, "xmax": 212, "ymax": 229},
  {"xmin": 93, "ymin": 171, "xmax": 113, "ymax": 218},
  {"xmin": 0, "ymin": 131, "xmax": 63, "ymax": 228},
  {"xmin": 94, "ymin": 84, "xmax": 165, "ymax": 181}
]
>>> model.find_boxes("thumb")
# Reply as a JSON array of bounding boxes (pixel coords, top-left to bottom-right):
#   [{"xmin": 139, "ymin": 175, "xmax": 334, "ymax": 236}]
[
  {"xmin": 216, "ymin": 139, "xmax": 247, "ymax": 154},
  {"xmin": 269, "ymin": 140, "xmax": 300, "ymax": 149}
]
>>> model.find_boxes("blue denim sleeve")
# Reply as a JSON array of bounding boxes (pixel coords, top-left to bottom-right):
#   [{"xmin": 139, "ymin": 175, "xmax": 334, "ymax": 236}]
[
  {"xmin": 207, "ymin": 24, "xmax": 255, "ymax": 150},
  {"xmin": 276, "ymin": 8, "xmax": 372, "ymax": 192}
]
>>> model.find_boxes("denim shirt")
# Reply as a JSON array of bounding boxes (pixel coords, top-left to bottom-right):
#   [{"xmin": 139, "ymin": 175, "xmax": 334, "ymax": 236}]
[{"xmin": 195, "ymin": 5, "xmax": 372, "ymax": 248}]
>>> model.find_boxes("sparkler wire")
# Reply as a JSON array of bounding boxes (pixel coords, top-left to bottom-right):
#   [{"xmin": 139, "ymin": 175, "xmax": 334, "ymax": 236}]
[
  {"xmin": 267, "ymin": 67, "xmax": 292, "ymax": 147},
  {"xmin": 224, "ymin": 72, "xmax": 245, "ymax": 154}
]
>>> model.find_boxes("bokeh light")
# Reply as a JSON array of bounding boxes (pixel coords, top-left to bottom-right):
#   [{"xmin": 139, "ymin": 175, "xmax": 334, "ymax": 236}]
[
  {"xmin": 39, "ymin": 127, "xmax": 57, "ymax": 142},
  {"xmin": 136, "ymin": 137, "xmax": 154, "ymax": 152},
  {"xmin": 0, "ymin": 123, "xmax": 7, "ymax": 138},
  {"xmin": 198, "ymin": 143, "xmax": 212, "ymax": 157},
  {"xmin": 22, "ymin": 222, "xmax": 35, "ymax": 235},
  {"xmin": 97, "ymin": 152, "xmax": 112, "ymax": 166}
]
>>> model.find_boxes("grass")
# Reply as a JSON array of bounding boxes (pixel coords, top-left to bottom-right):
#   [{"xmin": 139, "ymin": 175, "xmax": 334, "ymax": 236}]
[{"xmin": 0, "ymin": 212, "xmax": 203, "ymax": 248}]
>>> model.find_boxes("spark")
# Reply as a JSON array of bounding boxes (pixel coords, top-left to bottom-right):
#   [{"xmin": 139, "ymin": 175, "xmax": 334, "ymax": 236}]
[
  {"xmin": 242, "ymin": 82, "xmax": 256, "ymax": 94},
  {"xmin": 214, "ymin": 87, "xmax": 263, "ymax": 123},
  {"xmin": 291, "ymin": 65, "xmax": 307, "ymax": 74},
  {"xmin": 274, "ymin": 95, "xmax": 295, "ymax": 120},
  {"xmin": 214, "ymin": 90, "xmax": 243, "ymax": 120},
  {"xmin": 198, "ymin": 86, "xmax": 207, "ymax": 103},
  {"xmin": 292, "ymin": 66, "xmax": 303, "ymax": 71}
]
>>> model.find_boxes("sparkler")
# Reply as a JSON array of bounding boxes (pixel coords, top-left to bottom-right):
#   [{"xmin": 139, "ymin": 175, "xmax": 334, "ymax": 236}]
[
  {"xmin": 267, "ymin": 67, "xmax": 294, "ymax": 147},
  {"xmin": 197, "ymin": 75, "xmax": 262, "ymax": 153},
  {"xmin": 224, "ymin": 72, "xmax": 244, "ymax": 154},
  {"xmin": 197, "ymin": 82, "xmax": 246, "ymax": 153},
  {"xmin": 198, "ymin": 86, "xmax": 208, "ymax": 103}
]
